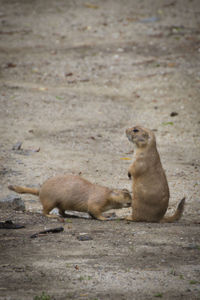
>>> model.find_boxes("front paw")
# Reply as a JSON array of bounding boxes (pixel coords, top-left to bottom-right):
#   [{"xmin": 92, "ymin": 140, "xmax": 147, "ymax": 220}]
[{"xmin": 128, "ymin": 172, "xmax": 131, "ymax": 179}]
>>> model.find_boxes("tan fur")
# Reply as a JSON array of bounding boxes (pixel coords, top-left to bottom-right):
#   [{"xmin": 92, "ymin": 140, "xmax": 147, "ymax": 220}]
[
  {"xmin": 125, "ymin": 125, "xmax": 185, "ymax": 222},
  {"xmin": 8, "ymin": 174, "xmax": 131, "ymax": 221}
]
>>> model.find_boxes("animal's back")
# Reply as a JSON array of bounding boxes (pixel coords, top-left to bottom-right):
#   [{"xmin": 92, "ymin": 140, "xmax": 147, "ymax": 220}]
[{"xmin": 39, "ymin": 175, "xmax": 92, "ymax": 212}]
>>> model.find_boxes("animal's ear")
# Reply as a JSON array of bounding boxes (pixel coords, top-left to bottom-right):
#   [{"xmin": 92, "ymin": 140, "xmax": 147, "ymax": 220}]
[{"xmin": 146, "ymin": 129, "xmax": 155, "ymax": 142}]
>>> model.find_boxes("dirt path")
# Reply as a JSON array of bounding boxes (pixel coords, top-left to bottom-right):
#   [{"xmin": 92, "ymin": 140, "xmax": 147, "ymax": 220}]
[{"xmin": 0, "ymin": 0, "xmax": 200, "ymax": 299}]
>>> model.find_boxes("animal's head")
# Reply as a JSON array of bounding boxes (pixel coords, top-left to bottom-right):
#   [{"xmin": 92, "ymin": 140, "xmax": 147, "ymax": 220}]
[
  {"xmin": 126, "ymin": 125, "xmax": 155, "ymax": 148},
  {"xmin": 109, "ymin": 188, "xmax": 132, "ymax": 208}
]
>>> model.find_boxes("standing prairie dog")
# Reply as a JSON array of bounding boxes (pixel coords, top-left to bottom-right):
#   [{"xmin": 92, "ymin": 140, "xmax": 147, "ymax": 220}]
[
  {"xmin": 125, "ymin": 125, "xmax": 185, "ymax": 223},
  {"xmin": 8, "ymin": 174, "xmax": 131, "ymax": 221}
]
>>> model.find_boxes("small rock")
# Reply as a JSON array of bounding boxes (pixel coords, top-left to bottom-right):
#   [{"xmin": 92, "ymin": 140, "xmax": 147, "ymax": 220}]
[
  {"xmin": 5, "ymin": 62, "xmax": 17, "ymax": 68},
  {"xmin": 139, "ymin": 16, "xmax": 159, "ymax": 23},
  {"xmin": 0, "ymin": 220, "xmax": 25, "ymax": 229},
  {"xmin": 185, "ymin": 244, "xmax": 199, "ymax": 250},
  {"xmin": 170, "ymin": 112, "xmax": 178, "ymax": 117},
  {"xmin": 74, "ymin": 265, "xmax": 79, "ymax": 270},
  {"xmin": 117, "ymin": 48, "xmax": 124, "ymax": 52},
  {"xmin": 0, "ymin": 195, "xmax": 25, "ymax": 211},
  {"xmin": 77, "ymin": 234, "xmax": 93, "ymax": 241},
  {"xmin": 65, "ymin": 72, "xmax": 73, "ymax": 77},
  {"xmin": 12, "ymin": 141, "xmax": 22, "ymax": 150}
]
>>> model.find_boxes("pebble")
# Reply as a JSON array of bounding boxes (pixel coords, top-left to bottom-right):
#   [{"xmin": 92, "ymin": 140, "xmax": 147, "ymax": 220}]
[
  {"xmin": 0, "ymin": 195, "xmax": 25, "ymax": 211},
  {"xmin": 77, "ymin": 234, "xmax": 93, "ymax": 241}
]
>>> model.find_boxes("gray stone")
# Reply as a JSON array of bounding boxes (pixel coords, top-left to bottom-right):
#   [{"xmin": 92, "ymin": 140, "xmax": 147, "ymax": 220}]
[{"xmin": 0, "ymin": 195, "xmax": 25, "ymax": 211}]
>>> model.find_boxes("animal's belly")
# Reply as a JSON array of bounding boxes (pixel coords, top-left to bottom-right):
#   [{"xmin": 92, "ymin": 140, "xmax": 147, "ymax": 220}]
[
  {"xmin": 133, "ymin": 177, "xmax": 169, "ymax": 204},
  {"xmin": 60, "ymin": 196, "xmax": 88, "ymax": 212}
]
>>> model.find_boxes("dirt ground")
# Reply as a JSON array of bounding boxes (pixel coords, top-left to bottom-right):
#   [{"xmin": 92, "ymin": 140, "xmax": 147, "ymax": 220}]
[{"xmin": 0, "ymin": 0, "xmax": 200, "ymax": 299}]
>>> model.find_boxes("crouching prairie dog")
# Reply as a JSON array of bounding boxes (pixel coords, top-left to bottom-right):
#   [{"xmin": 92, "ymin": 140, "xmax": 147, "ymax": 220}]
[
  {"xmin": 8, "ymin": 174, "xmax": 131, "ymax": 221},
  {"xmin": 125, "ymin": 125, "xmax": 185, "ymax": 223}
]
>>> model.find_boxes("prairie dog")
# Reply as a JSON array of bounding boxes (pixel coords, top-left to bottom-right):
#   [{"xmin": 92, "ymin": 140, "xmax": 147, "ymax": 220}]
[
  {"xmin": 125, "ymin": 125, "xmax": 185, "ymax": 223},
  {"xmin": 8, "ymin": 174, "xmax": 131, "ymax": 221}
]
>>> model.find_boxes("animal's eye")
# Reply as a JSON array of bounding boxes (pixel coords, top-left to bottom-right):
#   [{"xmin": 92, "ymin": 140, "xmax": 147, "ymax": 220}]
[{"xmin": 133, "ymin": 128, "xmax": 139, "ymax": 133}]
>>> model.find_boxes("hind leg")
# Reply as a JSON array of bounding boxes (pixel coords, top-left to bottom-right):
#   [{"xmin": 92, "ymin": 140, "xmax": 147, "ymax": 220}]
[
  {"xmin": 125, "ymin": 215, "xmax": 141, "ymax": 221},
  {"xmin": 125, "ymin": 213, "xmax": 158, "ymax": 222},
  {"xmin": 42, "ymin": 202, "xmax": 62, "ymax": 221},
  {"xmin": 125, "ymin": 211, "xmax": 145, "ymax": 222}
]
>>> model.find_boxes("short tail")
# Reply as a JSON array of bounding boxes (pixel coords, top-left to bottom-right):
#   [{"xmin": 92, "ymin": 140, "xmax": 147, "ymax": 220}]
[
  {"xmin": 8, "ymin": 185, "xmax": 39, "ymax": 196},
  {"xmin": 160, "ymin": 197, "xmax": 185, "ymax": 223}
]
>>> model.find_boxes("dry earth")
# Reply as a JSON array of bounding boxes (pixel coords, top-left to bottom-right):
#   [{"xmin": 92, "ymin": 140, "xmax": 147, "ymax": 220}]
[{"xmin": 0, "ymin": 0, "xmax": 200, "ymax": 299}]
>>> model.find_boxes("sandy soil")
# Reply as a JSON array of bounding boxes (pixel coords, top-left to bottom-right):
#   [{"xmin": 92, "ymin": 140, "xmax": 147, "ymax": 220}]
[{"xmin": 0, "ymin": 0, "xmax": 200, "ymax": 299}]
